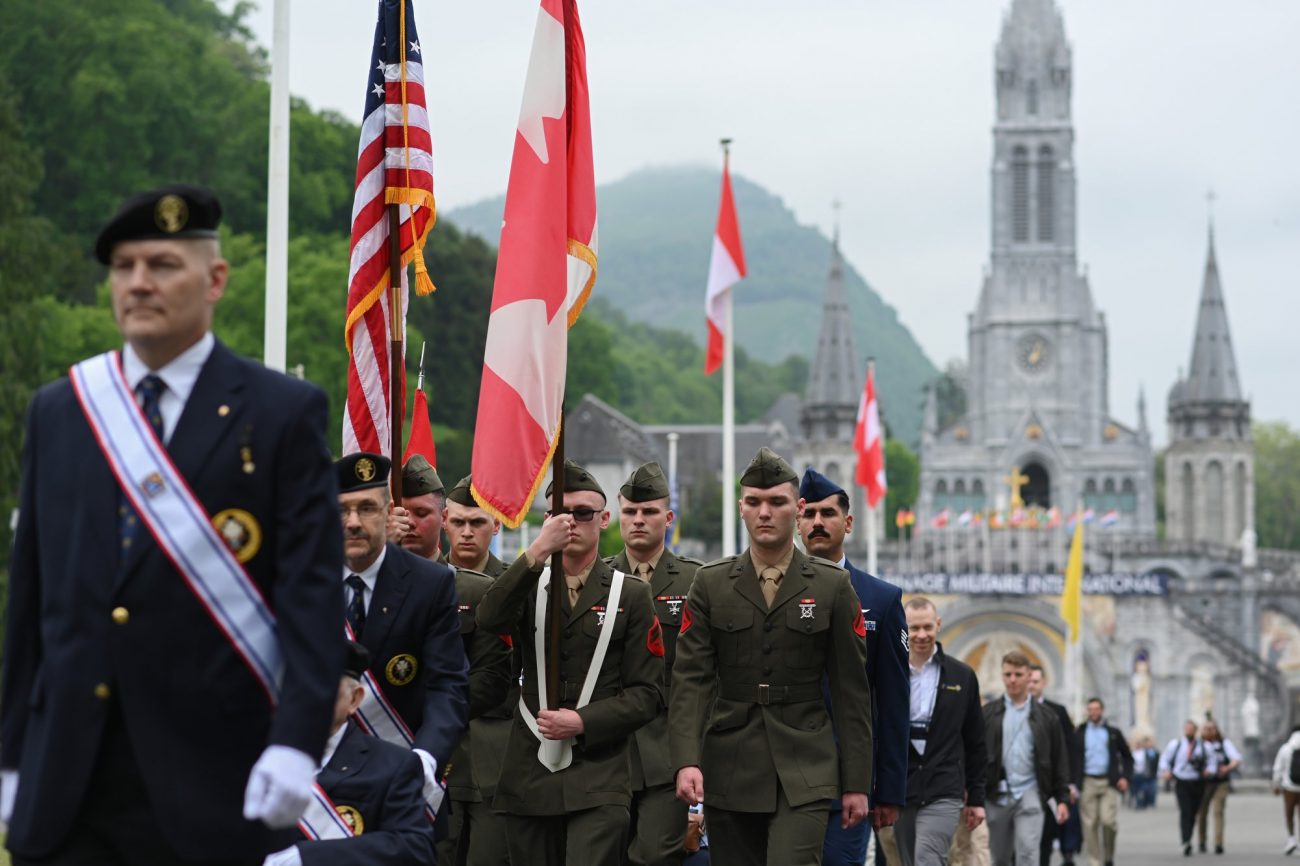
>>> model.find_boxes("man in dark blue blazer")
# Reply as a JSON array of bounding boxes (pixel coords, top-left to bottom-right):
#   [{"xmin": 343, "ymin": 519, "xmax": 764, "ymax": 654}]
[
  {"xmin": 798, "ymin": 469, "xmax": 910, "ymax": 866},
  {"xmin": 335, "ymin": 452, "xmax": 469, "ymax": 813},
  {"xmin": 266, "ymin": 641, "xmax": 435, "ymax": 866},
  {"xmin": 1, "ymin": 186, "xmax": 345, "ymax": 865}
]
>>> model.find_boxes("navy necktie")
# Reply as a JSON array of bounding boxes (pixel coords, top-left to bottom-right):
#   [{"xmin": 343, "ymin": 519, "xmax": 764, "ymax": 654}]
[
  {"xmin": 119, "ymin": 375, "xmax": 166, "ymax": 557},
  {"xmin": 346, "ymin": 574, "xmax": 368, "ymax": 637}
]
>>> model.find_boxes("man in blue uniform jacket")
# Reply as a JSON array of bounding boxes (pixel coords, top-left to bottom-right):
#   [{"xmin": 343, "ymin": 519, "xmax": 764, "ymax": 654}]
[
  {"xmin": 1, "ymin": 185, "xmax": 345, "ymax": 865},
  {"xmin": 797, "ymin": 469, "xmax": 910, "ymax": 866},
  {"xmin": 264, "ymin": 641, "xmax": 435, "ymax": 866},
  {"xmin": 335, "ymin": 452, "xmax": 470, "ymax": 816}
]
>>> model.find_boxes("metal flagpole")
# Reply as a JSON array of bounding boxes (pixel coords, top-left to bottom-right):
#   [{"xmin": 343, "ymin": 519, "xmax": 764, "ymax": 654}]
[
  {"xmin": 720, "ymin": 139, "xmax": 737, "ymax": 558},
  {"xmin": 263, "ymin": 0, "xmax": 290, "ymax": 372}
]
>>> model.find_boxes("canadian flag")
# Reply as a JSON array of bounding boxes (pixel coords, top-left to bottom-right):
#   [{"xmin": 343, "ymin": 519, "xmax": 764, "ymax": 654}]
[
  {"xmin": 470, "ymin": 0, "xmax": 597, "ymax": 527},
  {"xmin": 854, "ymin": 365, "xmax": 887, "ymax": 507},
  {"xmin": 703, "ymin": 157, "xmax": 746, "ymax": 375}
]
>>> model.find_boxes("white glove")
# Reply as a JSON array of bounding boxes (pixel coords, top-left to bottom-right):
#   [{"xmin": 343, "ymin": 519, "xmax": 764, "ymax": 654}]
[
  {"xmin": 0, "ymin": 770, "xmax": 18, "ymax": 825},
  {"xmin": 413, "ymin": 748, "xmax": 445, "ymax": 814},
  {"xmin": 243, "ymin": 745, "xmax": 316, "ymax": 829},
  {"xmin": 262, "ymin": 846, "xmax": 303, "ymax": 866}
]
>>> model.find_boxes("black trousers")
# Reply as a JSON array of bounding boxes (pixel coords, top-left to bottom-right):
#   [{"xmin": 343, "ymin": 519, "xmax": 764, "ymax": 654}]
[
  {"xmin": 505, "ymin": 805, "xmax": 629, "ymax": 866},
  {"xmin": 12, "ymin": 706, "xmax": 264, "ymax": 866},
  {"xmin": 1174, "ymin": 779, "xmax": 1205, "ymax": 845}
]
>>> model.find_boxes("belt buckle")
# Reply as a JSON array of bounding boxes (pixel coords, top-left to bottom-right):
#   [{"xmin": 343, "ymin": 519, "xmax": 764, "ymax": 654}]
[{"xmin": 757, "ymin": 683, "xmax": 770, "ymax": 705}]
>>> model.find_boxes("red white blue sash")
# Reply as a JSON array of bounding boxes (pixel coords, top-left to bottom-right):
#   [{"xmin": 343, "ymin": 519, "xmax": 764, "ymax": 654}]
[
  {"xmin": 298, "ymin": 784, "xmax": 354, "ymax": 840},
  {"xmin": 71, "ymin": 351, "xmax": 283, "ymax": 702}
]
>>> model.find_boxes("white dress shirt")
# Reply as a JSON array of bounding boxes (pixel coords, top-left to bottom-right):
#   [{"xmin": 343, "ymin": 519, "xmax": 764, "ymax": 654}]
[
  {"xmin": 318, "ymin": 723, "xmax": 349, "ymax": 772},
  {"xmin": 343, "ymin": 545, "xmax": 387, "ymax": 614},
  {"xmin": 122, "ymin": 331, "xmax": 214, "ymax": 444},
  {"xmin": 908, "ymin": 647, "xmax": 942, "ymax": 755}
]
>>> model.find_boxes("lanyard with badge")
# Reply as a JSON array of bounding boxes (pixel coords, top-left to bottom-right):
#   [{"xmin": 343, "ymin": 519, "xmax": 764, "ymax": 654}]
[
  {"xmin": 909, "ymin": 662, "xmax": 943, "ymax": 755},
  {"xmin": 997, "ymin": 702, "xmax": 1031, "ymax": 799}
]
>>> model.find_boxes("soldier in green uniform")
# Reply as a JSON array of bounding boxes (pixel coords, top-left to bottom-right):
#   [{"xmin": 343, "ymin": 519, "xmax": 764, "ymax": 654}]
[
  {"xmin": 443, "ymin": 475, "xmax": 515, "ymax": 866},
  {"xmin": 477, "ymin": 460, "xmax": 664, "ymax": 866},
  {"xmin": 669, "ymin": 447, "xmax": 874, "ymax": 866},
  {"xmin": 399, "ymin": 461, "xmax": 513, "ymax": 866},
  {"xmin": 606, "ymin": 462, "xmax": 704, "ymax": 866}
]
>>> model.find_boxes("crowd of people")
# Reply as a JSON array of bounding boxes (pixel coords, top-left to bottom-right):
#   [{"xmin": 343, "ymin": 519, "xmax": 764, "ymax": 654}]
[{"xmin": 0, "ymin": 183, "xmax": 1285, "ymax": 866}]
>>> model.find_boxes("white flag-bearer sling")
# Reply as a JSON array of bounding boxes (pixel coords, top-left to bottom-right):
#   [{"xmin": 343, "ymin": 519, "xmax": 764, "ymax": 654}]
[
  {"xmin": 520, "ymin": 568, "xmax": 625, "ymax": 772},
  {"xmin": 70, "ymin": 351, "xmax": 283, "ymax": 701},
  {"xmin": 298, "ymin": 784, "xmax": 354, "ymax": 841}
]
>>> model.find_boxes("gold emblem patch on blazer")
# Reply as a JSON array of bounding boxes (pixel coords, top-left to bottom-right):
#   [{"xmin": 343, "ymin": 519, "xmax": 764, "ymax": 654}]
[
  {"xmin": 335, "ymin": 804, "xmax": 364, "ymax": 835},
  {"xmin": 355, "ymin": 457, "xmax": 377, "ymax": 482},
  {"xmin": 212, "ymin": 508, "xmax": 262, "ymax": 563},
  {"xmin": 385, "ymin": 653, "xmax": 418, "ymax": 686},
  {"xmin": 154, "ymin": 194, "xmax": 188, "ymax": 233}
]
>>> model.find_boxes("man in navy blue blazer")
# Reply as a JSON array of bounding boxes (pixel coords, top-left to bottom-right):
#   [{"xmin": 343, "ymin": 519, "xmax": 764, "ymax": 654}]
[
  {"xmin": 335, "ymin": 453, "xmax": 470, "ymax": 816},
  {"xmin": 798, "ymin": 469, "xmax": 910, "ymax": 866},
  {"xmin": 2, "ymin": 186, "xmax": 345, "ymax": 865}
]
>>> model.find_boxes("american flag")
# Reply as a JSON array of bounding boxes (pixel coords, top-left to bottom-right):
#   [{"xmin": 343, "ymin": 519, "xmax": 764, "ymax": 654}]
[{"xmin": 343, "ymin": 0, "xmax": 436, "ymax": 457}]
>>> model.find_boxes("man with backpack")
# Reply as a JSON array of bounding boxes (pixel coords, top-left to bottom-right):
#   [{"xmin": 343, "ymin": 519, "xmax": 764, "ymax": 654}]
[
  {"xmin": 1158, "ymin": 720, "xmax": 1210, "ymax": 857},
  {"xmin": 1271, "ymin": 724, "xmax": 1300, "ymax": 856},
  {"xmin": 1195, "ymin": 719, "xmax": 1241, "ymax": 855}
]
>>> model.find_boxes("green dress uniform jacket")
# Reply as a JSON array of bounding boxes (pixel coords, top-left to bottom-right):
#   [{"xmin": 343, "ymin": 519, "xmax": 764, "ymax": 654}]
[
  {"xmin": 476, "ymin": 554, "xmax": 664, "ymax": 815},
  {"xmin": 605, "ymin": 549, "xmax": 702, "ymax": 789},
  {"xmin": 444, "ymin": 568, "xmax": 513, "ymax": 804},
  {"xmin": 668, "ymin": 548, "xmax": 873, "ymax": 811}
]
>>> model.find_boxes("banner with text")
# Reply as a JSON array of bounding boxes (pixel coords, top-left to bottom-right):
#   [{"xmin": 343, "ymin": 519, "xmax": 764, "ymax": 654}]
[{"xmin": 880, "ymin": 572, "xmax": 1168, "ymax": 596}]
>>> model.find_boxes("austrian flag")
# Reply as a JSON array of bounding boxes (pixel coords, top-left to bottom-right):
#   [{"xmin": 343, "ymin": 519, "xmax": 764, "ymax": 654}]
[
  {"xmin": 471, "ymin": 0, "xmax": 598, "ymax": 527},
  {"xmin": 704, "ymin": 158, "xmax": 746, "ymax": 375}
]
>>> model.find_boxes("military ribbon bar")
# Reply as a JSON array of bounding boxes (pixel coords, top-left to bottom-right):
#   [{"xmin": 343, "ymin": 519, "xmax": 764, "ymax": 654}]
[{"xmin": 70, "ymin": 351, "xmax": 283, "ymax": 703}]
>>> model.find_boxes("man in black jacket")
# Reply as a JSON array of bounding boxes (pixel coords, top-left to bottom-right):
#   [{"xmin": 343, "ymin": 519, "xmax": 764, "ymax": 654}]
[
  {"xmin": 983, "ymin": 652, "xmax": 1070, "ymax": 866},
  {"xmin": 1029, "ymin": 664, "xmax": 1082, "ymax": 866},
  {"xmin": 1071, "ymin": 698, "xmax": 1132, "ymax": 866},
  {"xmin": 894, "ymin": 597, "xmax": 987, "ymax": 866}
]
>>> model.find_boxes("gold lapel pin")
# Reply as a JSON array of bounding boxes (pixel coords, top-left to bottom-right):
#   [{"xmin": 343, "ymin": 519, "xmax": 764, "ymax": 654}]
[{"xmin": 218, "ymin": 405, "xmax": 230, "ymax": 417}]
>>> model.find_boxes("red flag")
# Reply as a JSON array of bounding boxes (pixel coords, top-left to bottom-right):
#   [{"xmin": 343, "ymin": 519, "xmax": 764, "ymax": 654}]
[
  {"xmin": 343, "ymin": 0, "xmax": 437, "ymax": 457},
  {"xmin": 854, "ymin": 365, "xmax": 887, "ymax": 507},
  {"xmin": 703, "ymin": 158, "xmax": 746, "ymax": 375},
  {"xmin": 470, "ymin": 0, "xmax": 597, "ymax": 527},
  {"xmin": 403, "ymin": 387, "xmax": 437, "ymax": 468}
]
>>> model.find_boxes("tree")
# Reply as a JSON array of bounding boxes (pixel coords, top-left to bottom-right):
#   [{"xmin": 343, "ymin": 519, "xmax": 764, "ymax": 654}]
[
  {"xmin": 932, "ymin": 359, "xmax": 969, "ymax": 433},
  {"xmin": 1255, "ymin": 421, "xmax": 1300, "ymax": 551},
  {"xmin": 883, "ymin": 439, "xmax": 920, "ymax": 538}
]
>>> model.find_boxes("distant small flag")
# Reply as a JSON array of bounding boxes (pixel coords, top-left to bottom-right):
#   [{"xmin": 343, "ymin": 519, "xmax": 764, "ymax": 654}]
[
  {"xmin": 1010, "ymin": 507, "xmax": 1027, "ymax": 527},
  {"xmin": 895, "ymin": 508, "xmax": 909, "ymax": 529},
  {"xmin": 990, "ymin": 510, "xmax": 1005, "ymax": 530},
  {"xmin": 929, "ymin": 508, "xmax": 950, "ymax": 530},
  {"xmin": 1046, "ymin": 506, "xmax": 1062, "ymax": 529},
  {"xmin": 1099, "ymin": 509, "xmax": 1119, "ymax": 528},
  {"xmin": 957, "ymin": 509, "xmax": 973, "ymax": 526},
  {"xmin": 971, "ymin": 510, "xmax": 984, "ymax": 526},
  {"xmin": 1083, "ymin": 508, "xmax": 1096, "ymax": 524}
]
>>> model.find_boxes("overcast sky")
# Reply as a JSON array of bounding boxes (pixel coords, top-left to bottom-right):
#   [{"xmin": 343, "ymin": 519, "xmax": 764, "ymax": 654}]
[{"xmin": 242, "ymin": 0, "xmax": 1300, "ymax": 441}]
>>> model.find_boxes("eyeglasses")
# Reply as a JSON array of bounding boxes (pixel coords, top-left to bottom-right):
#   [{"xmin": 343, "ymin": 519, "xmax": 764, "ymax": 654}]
[
  {"xmin": 557, "ymin": 507, "xmax": 599, "ymax": 523},
  {"xmin": 339, "ymin": 503, "xmax": 385, "ymax": 520}
]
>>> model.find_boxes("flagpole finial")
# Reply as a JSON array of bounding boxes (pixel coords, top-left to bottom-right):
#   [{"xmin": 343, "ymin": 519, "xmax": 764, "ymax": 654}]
[
  {"xmin": 416, "ymin": 340, "xmax": 427, "ymax": 392},
  {"xmin": 719, "ymin": 138, "xmax": 732, "ymax": 163}
]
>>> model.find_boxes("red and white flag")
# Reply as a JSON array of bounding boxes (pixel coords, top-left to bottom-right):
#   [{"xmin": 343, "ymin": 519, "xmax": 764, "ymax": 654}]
[
  {"xmin": 343, "ymin": 0, "xmax": 437, "ymax": 457},
  {"xmin": 471, "ymin": 0, "xmax": 597, "ymax": 527},
  {"xmin": 854, "ymin": 365, "xmax": 887, "ymax": 507},
  {"xmin": 703, "ymin": 159, "xmax": 746, "ymax": 375}
]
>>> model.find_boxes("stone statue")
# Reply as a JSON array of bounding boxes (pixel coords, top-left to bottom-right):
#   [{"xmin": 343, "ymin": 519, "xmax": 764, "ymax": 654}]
[
  {"xmin": 1242, "ymin": 691, "xmax": 1261, "ymax": 740},
  {"xmin": 1242, "ymin": 528, "xmax": 1258, "ymax": 569},
  {"xmin": 1130, "ymin": 653, "xmax": 1152, "ymax": 734}
]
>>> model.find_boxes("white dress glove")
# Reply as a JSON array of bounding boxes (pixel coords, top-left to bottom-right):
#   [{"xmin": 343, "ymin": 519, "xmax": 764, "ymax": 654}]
[
  {"xmin": 0, "ymin": 770, "xmax": 18, "ymax": 825},
  {"xmin": 243, "ymin": 745, "xmax": 316, "ymax": 829},
  {"xmin": 413, "ymin": 748, "xmax": 445, "ymax": 814},
  {"xmin": 262, "ymin": 845, "xmax": 303, "ymax": 866}
]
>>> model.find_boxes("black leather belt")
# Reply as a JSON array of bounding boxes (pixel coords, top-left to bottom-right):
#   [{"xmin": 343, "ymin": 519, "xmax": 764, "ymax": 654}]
[{"xmin": 718, "ymin": 682, "xmax": 822, "ymax": 705}]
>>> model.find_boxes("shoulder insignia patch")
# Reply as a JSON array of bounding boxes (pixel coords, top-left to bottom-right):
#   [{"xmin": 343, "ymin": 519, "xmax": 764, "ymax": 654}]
[
  {"xmin": 680, "ymin": 604, "xmax": 693, "ymax": 633},
  {"xmin": 853, "ymin": 607, "xmax": 866, "ymax": 638}
]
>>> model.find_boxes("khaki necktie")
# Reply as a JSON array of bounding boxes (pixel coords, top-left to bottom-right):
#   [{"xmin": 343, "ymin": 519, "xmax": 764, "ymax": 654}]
[
  {"xmin": 637, "ymin": 562, "xmax": 653, "ymax": 580},
  {"xmin": 566, "ymin": 574, "xmax": 585, "ymax": 607},
  {"xmin": 759, "ymin": 566, "xmax": 782, "ymax": 607}
]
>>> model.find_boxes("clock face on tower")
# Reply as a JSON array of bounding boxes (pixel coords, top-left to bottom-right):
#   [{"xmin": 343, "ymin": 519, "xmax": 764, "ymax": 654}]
[{"xmin": 1017, "ymin": 333, "xmax": 1050, "ymax": 373}]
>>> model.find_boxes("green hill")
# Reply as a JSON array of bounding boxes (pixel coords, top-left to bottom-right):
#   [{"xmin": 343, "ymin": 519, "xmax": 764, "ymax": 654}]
[{"xmin": 450, "ymin": 165, "xmax": 937, "ymax": 442}]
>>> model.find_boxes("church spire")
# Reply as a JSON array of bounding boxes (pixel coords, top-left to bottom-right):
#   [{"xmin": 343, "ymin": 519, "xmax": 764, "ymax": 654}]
[
  {"xmin": 801, "ymin": 206, "xmax": 861, "ymax": 441},
  {"xmin": 1178, "ymin": 224, "xmax": 1243, "ymax": 404}
]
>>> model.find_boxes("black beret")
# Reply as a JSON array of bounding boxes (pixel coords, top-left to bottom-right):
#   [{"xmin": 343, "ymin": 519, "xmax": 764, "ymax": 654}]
[
  {"xmin": 799, "ymin": 468, "xmax": 846, "ymax": 504},
  {"xmin": 343, "ymin": 639, "xmax": 372, "ymax": 680},
  {"xmin": 620, "ymin": 462, "xmax": 669, "ymax": 502},
  {"xmin": 95, "ymin": 184, "xmax": 223, "ymax": 264},
  {"xmin": 402, "ymin": 454, "xmax": 443, "ymax": 497},
  {"xmin": 739, "ymin": 447, "xmax": 798, "ymax": 489},
  {"xmin": 336, "ymin": 452, "xmax": 390, "ymax": 493},
  {"xmin": 447, "ymin": 474, "xmax": 475, "ymax": 506},
  {"xmin": 543, "ymin": 459, "xmax": 605, "ymax": 500}
]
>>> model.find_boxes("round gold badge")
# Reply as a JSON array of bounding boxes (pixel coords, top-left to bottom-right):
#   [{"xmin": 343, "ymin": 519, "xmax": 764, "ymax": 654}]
[
  {"xmin": 334, "ymin": 804, "xmax": 364, "ymax": 835},
  {"xmin": 355, "ymin": 457, "xmax": 377, "ymax": 482},
  {"xmin": 385, "ymin": 653, "xmax": 418, "ymax": 687},
  {"xmin": 154, "ymin": 194, "xmax": 189, "ymax": 233},
  {"xmin": 211, "ymin": 509, "xmax": 262, "ymax": 564}
]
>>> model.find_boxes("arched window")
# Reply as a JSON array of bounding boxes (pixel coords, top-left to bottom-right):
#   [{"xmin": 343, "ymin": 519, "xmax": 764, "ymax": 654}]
[
  {"xmin": 1083, "ymin": 479, "xmax": 1098, "ymax": 511},
  {"xmin": 972, "ymin": 479, "xmax": 987, "ymax": 512},
  {"xmin": 935, "ymin": 479, "xmax": 948, "ymax": 512},
  {"xmin": 1102, "ymin": 478, "xmax": 1117, "ymax": 513},
  {"xmin": 1205, "ymin": 461, "xmax": 1225, "ymax": 545},
  {"xmin": 1181, "ymin": 462, "xmax": 1195, "ymax": 540},
  {"xmin": 953, "ymin": 480, "xmax": 967, "ymax": 513},
  {"xmin": 1012, "ymin": 146, "xmax": 1030, "ymax": 242},
  {"xmin": 1120, "ymin": 479, "xmax": 1137, "ymax": 513},
  {"xmin": 1037, "ymin": 144, "xmax": 1055, "ymax": 242}
]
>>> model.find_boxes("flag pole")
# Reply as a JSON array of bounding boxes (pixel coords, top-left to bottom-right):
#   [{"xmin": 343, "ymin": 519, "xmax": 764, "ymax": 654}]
[
  {"xmin": 263, "ymin": 0, "xmax": 290, "ymax": 372},
  {"xmin": 387, "ymin": 205, "xmax": 405, "ymax": 501},
  {"xmin": 720, "ymin": 138, "xmax": 737, "ymax": 558},
  {"xmin": 547, "ymin": 422, "xmax": 565, "ymax": 709}
]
